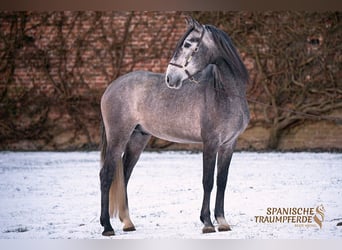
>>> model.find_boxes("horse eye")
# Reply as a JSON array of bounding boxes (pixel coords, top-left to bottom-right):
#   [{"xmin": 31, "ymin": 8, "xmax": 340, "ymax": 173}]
[{"xmin": 183, "ymin": 42, "xmax": 191, "ymax": 48}]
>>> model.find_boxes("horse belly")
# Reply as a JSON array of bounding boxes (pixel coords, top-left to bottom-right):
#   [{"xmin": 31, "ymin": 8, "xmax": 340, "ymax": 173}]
[
  {"xmin": 139, "ymin": 112, "xmax": 202, "ymax": 144},
  {"xmin": 149, "ymin": 127, "xmax": 202, "ymax": 144}
]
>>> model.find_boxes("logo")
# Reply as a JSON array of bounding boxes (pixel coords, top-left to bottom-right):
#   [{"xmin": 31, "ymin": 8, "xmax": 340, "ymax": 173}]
[
  {"xmin": 255, "ymin": 204, "xmax": 325, "ymax": 229},
  {"xmin": 313, "ymin": 204, "xmax": 325, "ymax": 229}
]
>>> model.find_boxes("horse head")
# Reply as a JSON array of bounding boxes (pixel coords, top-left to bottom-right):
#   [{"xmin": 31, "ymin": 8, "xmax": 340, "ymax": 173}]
[{"xmin": 165, "ymin": 17, "xmax": 209, "ymax": 89}]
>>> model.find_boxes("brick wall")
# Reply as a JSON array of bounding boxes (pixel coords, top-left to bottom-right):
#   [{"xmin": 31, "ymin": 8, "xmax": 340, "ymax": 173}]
[
  {"xmin": 0, "ymin": 11, "xmax": 341, "ymax": 151},
  {"xmin": 0, "ymin": 11, "xmax": 186, "ymax": 150}
]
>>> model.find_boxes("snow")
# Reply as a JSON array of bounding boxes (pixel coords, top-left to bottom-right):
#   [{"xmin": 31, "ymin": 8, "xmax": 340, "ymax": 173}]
[{"xmin": 0, "ymin": 151, "xmax": 341, "ymax": 239}]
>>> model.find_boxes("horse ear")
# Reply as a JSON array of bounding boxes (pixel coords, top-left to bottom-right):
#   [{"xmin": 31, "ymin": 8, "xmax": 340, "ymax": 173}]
[
  {"xmin": 192, "ymin": 18, "xmax": 202, "ymax": 30},
  {"xmin": 185, "ymin": 16, "xmax": 203, "ymax": 31},
  {"xmin": 185, "ymin": 16, "xmax": 195, "ymax": 27}
]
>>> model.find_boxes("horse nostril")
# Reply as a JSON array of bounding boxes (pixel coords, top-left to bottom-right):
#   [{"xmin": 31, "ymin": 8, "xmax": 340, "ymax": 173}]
[{"xmin": 166, "ymin": 75, "xmax": 170, "ymax": 83}]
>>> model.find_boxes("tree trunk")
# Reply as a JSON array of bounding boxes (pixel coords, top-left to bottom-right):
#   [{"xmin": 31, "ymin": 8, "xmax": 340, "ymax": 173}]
[{"xmin": 268, "ymin": 126, "xmax": 281, "ymax": 150}]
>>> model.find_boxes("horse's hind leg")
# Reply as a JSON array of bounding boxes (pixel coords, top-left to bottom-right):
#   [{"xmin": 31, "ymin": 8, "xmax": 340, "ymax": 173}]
[
  {"xmin": 100, "ymin": 121, "xmax": 134, "ymax": 236},
  {"xmin": 214, "ymin": 143, "xmax": 235, "ymax": 231},
  {"xmin": 120, "ymin": 127, "xmax": 151, "ymax": 231},
  {"xmin": 123, "ymin": 127, "xmax": 151, "ymax": 185},
  {"xmin": 100, "ymin": 145, "xmax": 123, "ymax": 236}
]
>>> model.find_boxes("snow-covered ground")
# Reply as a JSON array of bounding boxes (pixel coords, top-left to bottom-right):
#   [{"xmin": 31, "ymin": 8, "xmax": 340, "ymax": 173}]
[{"xmin": 0, "ymin": 151, "xmax": 341, "ymax": 239}]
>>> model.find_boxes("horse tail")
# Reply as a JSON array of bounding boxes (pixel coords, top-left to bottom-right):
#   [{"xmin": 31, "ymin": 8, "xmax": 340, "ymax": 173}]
[{"xmin": 100, "ymin": 112, "xmax": 127, "ymax": 219}]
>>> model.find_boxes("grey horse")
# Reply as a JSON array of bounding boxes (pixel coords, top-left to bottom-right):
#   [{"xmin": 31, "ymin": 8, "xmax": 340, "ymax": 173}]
[{"xmin": 99, "ymin": 17, "xmax": 249, "ymax": 236}]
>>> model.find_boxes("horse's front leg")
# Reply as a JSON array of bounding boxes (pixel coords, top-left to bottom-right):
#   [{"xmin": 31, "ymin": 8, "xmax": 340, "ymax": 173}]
[
  {"xmin": 200, "ymin": 143, "xmax": 218, "ymax": 233},
  {"xmin": 214, "ymin": 144, "xmax": 235, "ymax": 231}
]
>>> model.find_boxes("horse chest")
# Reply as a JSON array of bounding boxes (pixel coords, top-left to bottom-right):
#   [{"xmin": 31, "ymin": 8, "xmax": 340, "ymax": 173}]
[{"xmin": 202, "ymin": 101, "xmax": 249, "ymax": 141}]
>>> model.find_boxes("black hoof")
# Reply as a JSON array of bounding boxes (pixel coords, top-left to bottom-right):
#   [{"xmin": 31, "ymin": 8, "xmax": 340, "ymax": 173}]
[
  {"xmin": 202, "ymin": 226, "xmax": 216, "ymax": 234},
  {"xmin": 102, "ymin": 229, "xmax": 115, "ymax": 236}
]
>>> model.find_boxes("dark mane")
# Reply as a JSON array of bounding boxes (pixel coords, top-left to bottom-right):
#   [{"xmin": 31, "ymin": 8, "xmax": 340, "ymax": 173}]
[{"xmin": 205, "ymin": 25, "xmax": 249, "ymax": 86}]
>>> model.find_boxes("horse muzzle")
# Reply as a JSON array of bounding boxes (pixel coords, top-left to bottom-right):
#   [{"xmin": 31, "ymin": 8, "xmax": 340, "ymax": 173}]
[{"xmin": 165, "ymin": 74, "xmax": 183, "ymax": 89}]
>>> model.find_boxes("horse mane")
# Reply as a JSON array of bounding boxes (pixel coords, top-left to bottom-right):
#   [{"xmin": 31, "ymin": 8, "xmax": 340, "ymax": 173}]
[{"xmin": 204, "ymin": 25, "xmax": 249, "ymax": 86}]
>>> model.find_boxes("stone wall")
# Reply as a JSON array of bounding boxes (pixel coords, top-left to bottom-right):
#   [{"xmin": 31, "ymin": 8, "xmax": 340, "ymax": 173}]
[{"xmin": 0, "ymin": 11, "xmax": 341, "ymax": 151}]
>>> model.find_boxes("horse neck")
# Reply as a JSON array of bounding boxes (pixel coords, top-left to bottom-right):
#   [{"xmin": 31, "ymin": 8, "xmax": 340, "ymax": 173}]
[{"xmin": 212, "ymin": 59, "xmax": 247, "ymax": 98}]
